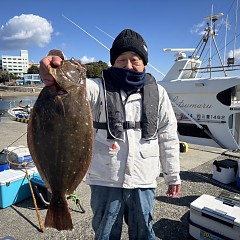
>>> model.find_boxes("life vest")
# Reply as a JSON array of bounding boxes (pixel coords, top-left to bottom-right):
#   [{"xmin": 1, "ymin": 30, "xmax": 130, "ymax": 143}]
[{"xmin": 93, "ymin": 70, "xmax": 159, "ymax": 140}]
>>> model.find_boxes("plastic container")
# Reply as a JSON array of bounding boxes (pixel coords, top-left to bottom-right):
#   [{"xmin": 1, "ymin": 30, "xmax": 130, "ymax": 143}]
[
  {"xmin": 189, "ymin": 194, "xmax": 240, "ymax": 240},
  {"xmin": 212, "ymin": 159, "xmax": 238, "ymax": 184}
]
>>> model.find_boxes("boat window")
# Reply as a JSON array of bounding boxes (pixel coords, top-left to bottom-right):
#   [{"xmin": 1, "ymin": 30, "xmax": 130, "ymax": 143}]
[
  {"xmin": 216, "ymin": 88, "xmax": 231, "ymax": 106},
  {"xmin": 180, "ymin": 61, "xmax": 201, "ymax": 79}
]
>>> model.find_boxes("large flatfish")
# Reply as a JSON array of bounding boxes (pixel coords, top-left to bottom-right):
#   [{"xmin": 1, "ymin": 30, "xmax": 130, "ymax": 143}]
[{"xmin": 27, "ymin": 57, "xmax": 93, "ymax": 230}]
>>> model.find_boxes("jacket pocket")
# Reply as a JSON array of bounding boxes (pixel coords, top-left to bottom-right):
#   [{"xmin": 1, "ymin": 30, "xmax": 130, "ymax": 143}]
[
  {"xmin": 89, "ymin": 131, "xmax": 123, "ymax": 182},
  {"xmin": 139, "ymin": 138, "xmax": 159, "ymax": 158}
]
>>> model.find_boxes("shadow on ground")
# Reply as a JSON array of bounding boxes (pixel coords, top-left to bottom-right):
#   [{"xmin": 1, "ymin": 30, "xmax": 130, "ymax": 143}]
[{"xmin": 154, "ymin": 212, "xmax": 192, "ymax": 240}]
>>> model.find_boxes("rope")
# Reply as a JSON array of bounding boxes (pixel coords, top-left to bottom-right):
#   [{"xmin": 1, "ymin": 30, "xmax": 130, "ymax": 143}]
[{"xmin": 67, "ymin": 192, "xmax": 85, "ymax": 213}]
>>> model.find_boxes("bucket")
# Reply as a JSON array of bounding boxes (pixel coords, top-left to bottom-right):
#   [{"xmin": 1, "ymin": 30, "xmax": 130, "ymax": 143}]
[
  {"xmin": 0, "ymin": 153, "xmax": 9, "ymax": 172},
  {"xmin": 212, "ymin": 159, "xmax": 238, "ymax": 184}
]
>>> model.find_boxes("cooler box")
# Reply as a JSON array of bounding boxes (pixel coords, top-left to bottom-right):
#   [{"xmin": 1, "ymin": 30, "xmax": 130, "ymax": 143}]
[
  {"xmin": 0, "ymin": 167, "xmax": 39, "ymax": 208},
  {"xmin": 189, "ymin": 194, "xmax": 240, "ymax": 240},
  {"xmin": 212, "ymin": 159, "xmax": 238, "ymax": 184}
]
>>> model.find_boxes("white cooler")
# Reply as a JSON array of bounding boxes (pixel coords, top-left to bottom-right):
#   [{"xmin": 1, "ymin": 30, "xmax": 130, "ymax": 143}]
[{"xmin": 189, "ymin": 194, "xmax": 240, "ymax": 240}]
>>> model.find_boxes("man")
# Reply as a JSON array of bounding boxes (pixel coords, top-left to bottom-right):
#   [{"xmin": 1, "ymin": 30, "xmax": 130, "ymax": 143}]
[{"xmin": 40, "ymin": 29, "xmax": 181, "ymax": 240}]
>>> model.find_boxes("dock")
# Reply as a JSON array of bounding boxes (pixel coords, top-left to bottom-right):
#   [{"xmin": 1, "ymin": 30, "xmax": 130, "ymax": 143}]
[{"xmin": 0, "ymin": 116, "xmax": 240, "ymax": 240}]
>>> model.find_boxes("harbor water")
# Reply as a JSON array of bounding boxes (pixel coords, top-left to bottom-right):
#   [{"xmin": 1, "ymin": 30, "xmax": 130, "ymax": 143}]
[{"xmin": 0, "ymin": 95, "xmax": 37, "ymax": 116}]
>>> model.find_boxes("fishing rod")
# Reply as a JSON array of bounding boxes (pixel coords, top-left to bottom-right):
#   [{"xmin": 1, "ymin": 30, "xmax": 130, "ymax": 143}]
[
  {"xmin": 62, "ymin": 15, "xmax": 165, "ymax": 77},
  {"xmin": 62, "ymin": 15, "xmax": 110, "ymax": 51}
]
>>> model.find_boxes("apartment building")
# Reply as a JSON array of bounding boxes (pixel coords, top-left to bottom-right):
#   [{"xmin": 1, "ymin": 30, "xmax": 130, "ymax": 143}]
[{"xmin": 0, "ymin": 50, "xmax": 29, "ymax": 77}]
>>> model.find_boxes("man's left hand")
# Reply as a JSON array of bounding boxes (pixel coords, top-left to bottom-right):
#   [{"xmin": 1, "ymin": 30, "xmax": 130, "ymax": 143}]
[{"xmin": 166, "ymin": 184, "xmax": 181, "ymax": 198}]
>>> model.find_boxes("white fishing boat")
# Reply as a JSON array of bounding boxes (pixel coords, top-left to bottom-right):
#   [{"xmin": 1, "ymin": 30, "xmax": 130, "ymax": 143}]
[
  {"xmin": 60, "ymin": 9, "xmax": 240, "ymax": 150},
  {"xmin": 8, "ymin": 105, "xmax": 31, "ymax": 119},
  {"xmin": 160, "ymin": 12, "xmax": 240, "ymax": 150}
]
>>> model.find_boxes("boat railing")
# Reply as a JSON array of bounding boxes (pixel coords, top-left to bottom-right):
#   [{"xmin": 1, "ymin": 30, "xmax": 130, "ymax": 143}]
[{"xmin": 180, "ymin": 64, "xmax": 240, "ymax": 74}]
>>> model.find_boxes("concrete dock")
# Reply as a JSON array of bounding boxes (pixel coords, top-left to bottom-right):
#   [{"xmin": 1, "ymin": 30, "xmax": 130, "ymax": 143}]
[{"xmin": 0, "ymin": 115, "xmax": 240, "ymax": 240}]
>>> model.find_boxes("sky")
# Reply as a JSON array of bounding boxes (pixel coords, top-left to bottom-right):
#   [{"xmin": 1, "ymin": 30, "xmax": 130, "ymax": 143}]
[{"xmin": 0, "ymin": 0, "xmax": 239, "ymax": 81}]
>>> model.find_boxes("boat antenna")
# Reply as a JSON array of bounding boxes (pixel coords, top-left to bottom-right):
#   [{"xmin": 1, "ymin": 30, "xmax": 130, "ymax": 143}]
[
  {"xmin": 233, "ymin": 0, "xmax": 239, "ymax": 62},
  {"xmin": 95, "ymin": 26, "xmax": 166, "ymax": 77},
  {"xmin": 208, "ymin": 4, "xmax": 213, "ymax": 78},
  {"xmin": 224, "ymin": 14, "xmax": 228, "ymax": 65},
  {"xmin": 204, "ymin": 10, "xmax": 227, "ymax": 77}
]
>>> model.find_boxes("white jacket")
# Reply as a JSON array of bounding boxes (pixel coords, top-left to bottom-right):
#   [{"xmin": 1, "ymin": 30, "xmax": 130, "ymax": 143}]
[{"xmin": 85, "ymin": 77, "xmax": 181, "ymax": 189}]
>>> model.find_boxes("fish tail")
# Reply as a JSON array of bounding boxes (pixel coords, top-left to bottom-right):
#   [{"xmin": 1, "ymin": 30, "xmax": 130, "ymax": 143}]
[{"xmin": 44, "ymin": 194, "xmax": 73, "ymax": 230}]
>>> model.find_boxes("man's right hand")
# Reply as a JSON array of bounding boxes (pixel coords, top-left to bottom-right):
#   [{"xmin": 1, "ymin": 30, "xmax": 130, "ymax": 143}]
[{"xmin": 39, "ymin": 55, "xmax": 63, "ymax": 86}]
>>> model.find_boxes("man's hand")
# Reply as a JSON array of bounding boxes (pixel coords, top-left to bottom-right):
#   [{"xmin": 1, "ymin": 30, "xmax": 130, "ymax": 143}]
[
  {"xmin": 39, "ymin": 55, "xmax": 63, "ymax": 86},
  {"xmin": 166, "ymin": 184, "xmax": 181, "ymax": 198}
]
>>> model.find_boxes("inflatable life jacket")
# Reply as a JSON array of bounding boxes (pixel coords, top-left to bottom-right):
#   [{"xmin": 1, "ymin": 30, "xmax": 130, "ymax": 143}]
[{"xmin": 93, "ymin": 71, "xmax": 159, "ymax": 140}]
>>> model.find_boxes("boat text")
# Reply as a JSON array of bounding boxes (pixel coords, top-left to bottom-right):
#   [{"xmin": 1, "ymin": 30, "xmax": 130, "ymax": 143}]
[{"xmin": 172, "ymin": 96, "xmax": 213, "ymax": 109}]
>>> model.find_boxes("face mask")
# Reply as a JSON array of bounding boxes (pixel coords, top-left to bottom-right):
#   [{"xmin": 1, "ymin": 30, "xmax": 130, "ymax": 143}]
[{"xmin": 109, "ymin": 67, "xmax": 146, "ymax": 92}]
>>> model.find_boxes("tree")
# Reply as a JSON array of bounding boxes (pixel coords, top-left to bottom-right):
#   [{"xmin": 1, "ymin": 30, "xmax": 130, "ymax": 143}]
[
  {"xmin": 0, "ymin": 71, "xmax": 10, "ymax": 83},
  {"xmin": 28, "ymin": 65, "xmax": 39, "ymax": 74},
  {"xmin": 85, "ymin": 61, "xmax": 109, "ymax": 78},
  {"xmin": 9, "ymin": 73, "xmax": 17, "ymax": 80}
]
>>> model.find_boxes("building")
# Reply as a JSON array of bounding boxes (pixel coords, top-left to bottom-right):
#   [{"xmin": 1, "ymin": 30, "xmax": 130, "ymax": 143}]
[
  {"xmin": 0, "ymin": 50, "xmax": 29, "ymax": 77},
  {"xmin": 28, "ymin": 61, "xmax": 40, "ymax": 69},
  {"xmin": 22, "ymin": 73, "xmax": 42, "ymax": 85}
]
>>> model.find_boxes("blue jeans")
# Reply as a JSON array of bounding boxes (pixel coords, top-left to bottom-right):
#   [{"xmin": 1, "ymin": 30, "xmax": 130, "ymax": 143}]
[{"xmin": 90, "ymin": 185, "xmax": 156, "ymax": 240}]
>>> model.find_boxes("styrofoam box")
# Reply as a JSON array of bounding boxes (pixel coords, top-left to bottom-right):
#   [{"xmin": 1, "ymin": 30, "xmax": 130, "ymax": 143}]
[
  {"xmin": 189, "ymin": 194, "xmax": 240, "ymax": 240},
  {"xmin": 212, "ymin": 159, "xmax": 238, "ymax": 184},
  {"xmin": 0, "ymin": 167, "xmax": 39, "ymax": 208}
]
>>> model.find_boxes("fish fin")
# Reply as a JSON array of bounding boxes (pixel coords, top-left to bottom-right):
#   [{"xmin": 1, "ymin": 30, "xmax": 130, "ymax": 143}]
[{"xmin": 44, "ymin": 194, "xmax": 73, "ymax": 230}]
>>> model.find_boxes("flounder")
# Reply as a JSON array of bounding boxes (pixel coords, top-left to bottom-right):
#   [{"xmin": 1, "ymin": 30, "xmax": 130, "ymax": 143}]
[{"xmin": 27, "ymin": 55, "xmax": 93, "ymax": 230}]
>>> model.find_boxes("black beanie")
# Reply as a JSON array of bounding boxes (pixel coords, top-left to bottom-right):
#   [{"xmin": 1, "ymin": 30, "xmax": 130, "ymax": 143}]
[{"xmin": 110, "ymin": 29, "xmax": 148, "ymax": 66}]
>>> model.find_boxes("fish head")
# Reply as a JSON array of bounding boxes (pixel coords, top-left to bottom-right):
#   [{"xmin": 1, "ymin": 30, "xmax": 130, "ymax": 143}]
[{"xmin": 48, "ymin": 58, "xmax": 87, "ymax": 91}]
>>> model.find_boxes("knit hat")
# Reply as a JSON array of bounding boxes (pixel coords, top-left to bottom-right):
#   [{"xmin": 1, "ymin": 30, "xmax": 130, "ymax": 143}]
[{"xmin": 110, "ymin": 29, "xmax": 148, "ymax": 66}]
